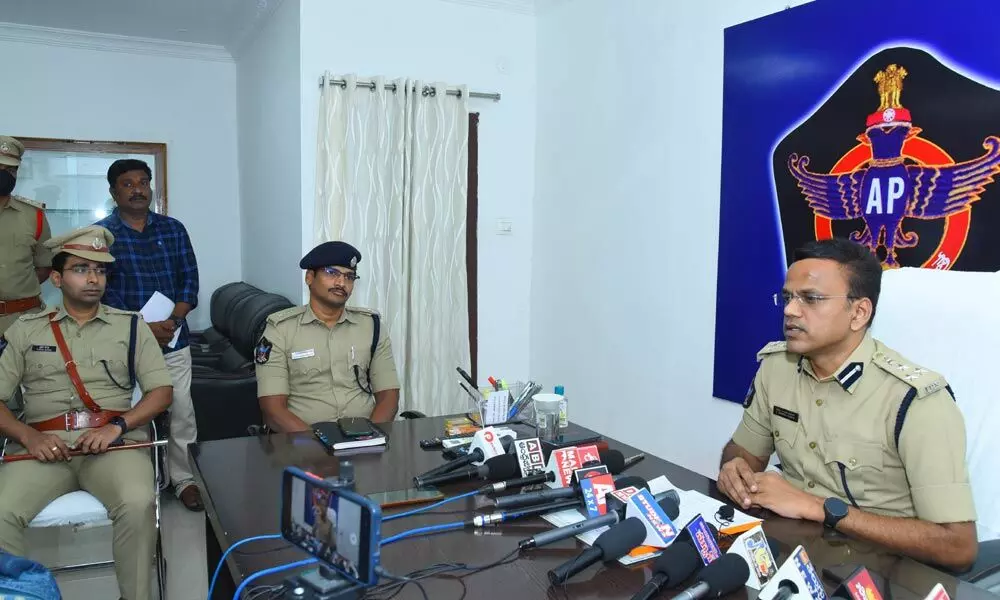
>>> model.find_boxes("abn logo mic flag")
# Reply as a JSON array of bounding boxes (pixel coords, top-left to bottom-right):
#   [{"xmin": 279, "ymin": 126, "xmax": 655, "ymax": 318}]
[{"xmin": 715, "ymin": 0, "xmax": 1000, "ymax": 404}]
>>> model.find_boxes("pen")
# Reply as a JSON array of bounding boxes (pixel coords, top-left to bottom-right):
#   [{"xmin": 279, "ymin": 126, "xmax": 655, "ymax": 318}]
[
  {"xmin": 488, "ymin": 377, "xmax": 500, "ymax": 391},
  {"xmin": 459, "ymin": 381, "xmax": 481, "ymax": 405},
  {"xmin": 456, "ymin": 367, "xmax": 477, "ymax": 389}
]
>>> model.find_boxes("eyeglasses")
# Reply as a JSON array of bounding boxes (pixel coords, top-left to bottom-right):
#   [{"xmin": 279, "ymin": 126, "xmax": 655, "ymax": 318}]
[
  {"xmin": 773, "ymin": 291, "xmax": 856, "ymax": 307},
  {"xmin": 67, "ymin": 265, "xmax": 108, "ymax": 276},
  {"xmin": 321, "ymin": 267, "xmax": 359, "ymax": 282}
]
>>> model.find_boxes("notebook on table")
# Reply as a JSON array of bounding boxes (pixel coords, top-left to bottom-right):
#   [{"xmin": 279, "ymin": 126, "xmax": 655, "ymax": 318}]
[{"xmin": 312, "ymin": 420, "xmax": 388, "ymax": 453}]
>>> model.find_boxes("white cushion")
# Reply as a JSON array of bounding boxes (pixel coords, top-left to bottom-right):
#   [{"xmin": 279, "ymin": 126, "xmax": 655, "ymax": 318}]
[
  {"xmin": 873, "ymin": 268, "xmax": 1000, "ymax": 541},
  {"xmin": 29, "ymin": 491, "xmax": 110, "ymax": 529}
]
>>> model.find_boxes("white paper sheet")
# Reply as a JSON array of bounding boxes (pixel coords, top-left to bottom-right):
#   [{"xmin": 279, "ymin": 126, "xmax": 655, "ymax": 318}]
[{"xmin": 139, "ymin": 291, "xmax": 181, "ymax": 349}]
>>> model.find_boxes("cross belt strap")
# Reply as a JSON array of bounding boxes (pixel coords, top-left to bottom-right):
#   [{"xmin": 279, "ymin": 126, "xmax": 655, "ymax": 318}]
[{"xmin": 48, "ymin": 314, "xmax": 102, "ymax": 413}]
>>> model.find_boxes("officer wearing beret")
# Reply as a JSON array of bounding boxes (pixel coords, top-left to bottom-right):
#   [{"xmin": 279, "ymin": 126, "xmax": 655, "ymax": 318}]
[
  {"xmin": 0, "ymin": 225, "xmax": 172, "ymax": 600},
  {"xmin": 718, "ymin": 238, "xmax": 978, "ymax": 572},
  {"xmin": 0, "ymin": 136, "xmax": 53, "ymax": 337},
  {"xmin": 256, "ymin": 241, "xmax": 400, "ymax": 431}
]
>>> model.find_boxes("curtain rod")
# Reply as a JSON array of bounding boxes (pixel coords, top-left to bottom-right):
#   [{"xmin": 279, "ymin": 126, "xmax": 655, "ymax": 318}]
[{"xmin": 318, "ymin": 76, "xmax": 500, "ymax": 102}]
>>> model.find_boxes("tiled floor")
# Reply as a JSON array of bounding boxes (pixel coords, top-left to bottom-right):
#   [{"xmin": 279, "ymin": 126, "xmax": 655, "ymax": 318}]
[{"xmin": 29, "ymin": 494, "xmax": 208, "ymax": 600}]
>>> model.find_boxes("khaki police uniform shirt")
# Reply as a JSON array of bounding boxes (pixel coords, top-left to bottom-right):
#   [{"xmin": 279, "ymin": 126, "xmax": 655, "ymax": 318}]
[
  {"xmin": 0, "ymin": 305, "xmax": 173, "ymax": 447},
  {"xmin": 731, "ymin": 332, "xmax": 976, "ymax": 524},
  {"xmin": 0, "ymin": 196, "xmax": 53, "ymax": 302},
  {"xmin": 255, "ymin": 305, "xmax": 400, "ymax": 426}
]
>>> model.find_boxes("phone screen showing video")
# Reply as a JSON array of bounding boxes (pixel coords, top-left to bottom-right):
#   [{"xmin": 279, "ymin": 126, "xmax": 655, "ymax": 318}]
[{"xmin": 284, "ymin": 476, "xmax": 367, "ymax": 581}]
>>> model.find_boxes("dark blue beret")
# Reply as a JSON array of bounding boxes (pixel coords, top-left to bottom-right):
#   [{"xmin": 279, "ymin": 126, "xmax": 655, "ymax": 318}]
[{"xmin": 299, "ymin": 241, "xmax": 362, "ymax": 270}]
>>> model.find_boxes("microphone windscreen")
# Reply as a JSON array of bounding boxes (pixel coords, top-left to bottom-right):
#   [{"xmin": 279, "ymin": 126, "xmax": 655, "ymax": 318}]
[
  {"xmin": 501, "ymin": 436, "xmax": 515, "ymax": 452},
  {"xmin": 700, "ymin": 553, "xmax": 751, "ymax": 596},
  {"xmin": 485, "ymin": 454, "xmax": 520, "ymax": 480},
  {"xmin": 599, "ymin": 449, "xmax": 625, "ymax": 474},
  {"xmin": 613, "ymin": 475, "xmax": 648, "ymax": 492},
  {"xmin": 653, "ymin": 542, "xmax": 701, "ymax": 583},
  {"xmin": 594, "ymin": 518, "xmax": 646, "ymax": 559},
  {"xmin": 657, "ymin": 495, "xmax": 680, "ymax": 521}
]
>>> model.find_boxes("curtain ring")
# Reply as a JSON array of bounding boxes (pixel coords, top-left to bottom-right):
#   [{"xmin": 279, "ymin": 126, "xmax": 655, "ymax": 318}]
[{"xmin": 422, "ymin": 85, "xmax": 436, "ymax": 98}]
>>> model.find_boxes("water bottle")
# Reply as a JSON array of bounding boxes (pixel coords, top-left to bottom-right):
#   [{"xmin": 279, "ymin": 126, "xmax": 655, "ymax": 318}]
[{"xmin": 554, "ymin": 385, "xmax": 569, "ymax": 429}]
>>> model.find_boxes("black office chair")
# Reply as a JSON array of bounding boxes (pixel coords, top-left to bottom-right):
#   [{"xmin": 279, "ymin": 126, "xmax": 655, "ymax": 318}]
[
  {"xmin": 189, "ymin": 281, "xmax": 262, "ymax": 362},
  {"xmin": 191, "ymin": 292, "xmax": 293, "ymax": 442}
]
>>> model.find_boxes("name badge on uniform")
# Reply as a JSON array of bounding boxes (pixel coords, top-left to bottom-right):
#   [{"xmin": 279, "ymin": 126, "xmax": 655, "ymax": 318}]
[
  {"xmin": 290, "ymin": 349, "xmax": 315, "ymax": 360},
  {"xmin": 772, "ymin": 406, "xmax": 800, "ymax": 423},
  {"xmin": 30, "ymin": 344, "xmax": 57, "ymax": 353}
]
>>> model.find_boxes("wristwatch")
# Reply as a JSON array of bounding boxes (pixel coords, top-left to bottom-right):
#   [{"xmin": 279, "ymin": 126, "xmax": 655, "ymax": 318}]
[
  {"xmin": 823, "ymin": 497, "xmax": 849, "ymax": 529},
  {"xmin": 109, "ymin": 415, "xmax": 129, "ymax": 436},
  {"xmin": 170, "ymin": 315, "xmax": 185, "ymax": 329}
]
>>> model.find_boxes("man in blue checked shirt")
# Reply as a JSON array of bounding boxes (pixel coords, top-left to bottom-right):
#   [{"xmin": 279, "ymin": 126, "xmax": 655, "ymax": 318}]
[{"xmin": 96, "ymin": 159, "xmax": 204, "ymax": 512}]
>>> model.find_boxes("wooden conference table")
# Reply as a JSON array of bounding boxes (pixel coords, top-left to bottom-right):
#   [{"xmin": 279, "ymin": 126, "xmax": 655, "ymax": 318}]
[{"xmin": 191, "ymin": 417, "xmax": 994, "ymax": 599}]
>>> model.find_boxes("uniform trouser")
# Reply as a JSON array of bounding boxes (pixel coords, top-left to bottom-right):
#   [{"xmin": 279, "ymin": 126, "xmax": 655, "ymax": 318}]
[
  {"xmin": 164, "ymin": 347, "xmax": 197, "ymax": 495},
  {"xmin": 0, "ymin": 446, "xmax": 155, "ymax": 600}
]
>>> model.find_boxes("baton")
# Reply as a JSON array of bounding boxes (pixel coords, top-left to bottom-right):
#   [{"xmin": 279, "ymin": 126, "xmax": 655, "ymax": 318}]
[{"xmin": 0, "ymin": 439, "xmax": 168, "ymax": 463}]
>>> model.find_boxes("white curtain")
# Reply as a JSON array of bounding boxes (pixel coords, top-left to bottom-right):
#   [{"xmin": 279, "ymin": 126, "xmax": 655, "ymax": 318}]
[{"xmin": 315, "ymin": 73, "xmax": 471, "ymax": 418}]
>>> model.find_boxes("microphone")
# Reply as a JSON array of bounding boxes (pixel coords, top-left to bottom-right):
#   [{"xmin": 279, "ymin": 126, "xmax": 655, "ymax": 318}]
[
  {"xmin": 493, "ymin": 472, "xmax": 645, "ymax": 510},
  {"xmin": 480, "ymin": 470, "xmax": 554, "ymax": 494},
  {"xmin": 769, "ymin": 580, "xmax": 799, "ymax": 600},
  {"xmin": 413, "ymin": 433, "xmax": 514, "ymax": 485},
  {"xmin": 414, "ymin": 454, "xmax": 520, "ymax": 488},
  {"xmin": 484, "ymin": 449, "xmax": 627, "ymax": 495},
  {"xmin": 622, "ymin": 453, "xmax": 645, "ymax": 470},
  {"xmin": 520, "ymin": 494, "xmax": 679, "ymax": 551},
  {"xmin": 547, "ymin": 517, "xmax": 647, "ymax": 585},
  {"xmin": 674, "ymin": 554, "xmax": 751, "ymax": 600},
  {"xmin": 471, "ymin": 497, "xmax": 584, "ymax": 527},
  {"xmin": 629, "ymin": 540, "xmax": 703, "ymax": 600}
]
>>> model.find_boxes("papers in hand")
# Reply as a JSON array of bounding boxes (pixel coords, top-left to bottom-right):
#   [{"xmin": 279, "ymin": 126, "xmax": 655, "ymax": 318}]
[{"xmin": 139, "ymin": 291, "xmax": 181, "ymax": 349}]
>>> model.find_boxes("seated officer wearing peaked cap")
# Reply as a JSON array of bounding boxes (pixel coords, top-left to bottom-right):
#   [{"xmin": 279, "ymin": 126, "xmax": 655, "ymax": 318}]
[
  {"xmin": 0, "ymin": 225, "xmax": 173, "ymax": 600},
  {"xmin": 256, "ymin": 241, "xmax": 400, "ymax": 432},
  {"xmin": 717, "ymin": 238, "xmax": 978, "ymax": 573}
]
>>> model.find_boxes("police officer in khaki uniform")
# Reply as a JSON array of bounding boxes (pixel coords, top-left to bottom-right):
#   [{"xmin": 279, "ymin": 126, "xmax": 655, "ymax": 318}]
[
  {"xmin": 0, "ymin": 136, "xmax": 53, "ymax": 336},
  {"xmin": 717, "ymin": 238, "xmax": 978, "ymax": 573},
  {"xmin": 0, "ymin": 225, "xmax": 173, "ymax": 600},
  {"xmin": 256, "ymin": 241, "xmax": 400, "ymax": 431}
]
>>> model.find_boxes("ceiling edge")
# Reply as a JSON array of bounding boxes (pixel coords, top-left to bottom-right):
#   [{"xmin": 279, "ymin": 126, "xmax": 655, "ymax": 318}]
[
  {"xmin": 0, "ymin": 21, "xmax": 234, "ymax": 63},
  {"xmin": 227, "ymin": 0, "xmax": 288, "ymax": 59}
]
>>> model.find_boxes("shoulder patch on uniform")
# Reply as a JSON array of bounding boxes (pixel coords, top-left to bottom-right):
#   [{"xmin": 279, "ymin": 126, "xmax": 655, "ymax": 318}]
[
  {"xmin": 756, "ymin": 340, "xmax": 787, "ymax": 362},
  {"xmin": 12, "ymin": 195, "xmax": 45, "ymax": 210},
  {"xmin": 743, "ymin": 383, "xmax": 755, "ymax": 408},
  {"xmin": 254, "ymin": 336, "xmax": 273, "ymax": 365},
  {"xmin": 266, "ymin": 305, "xmax": 306, "ymax": 325},
  {"xmin": 872, "ymin": 346, "xmax": 946, "ymax": 398},
  {"xmin": 0, "ymin": 335, "xmax": 7, "ymax": 359}
]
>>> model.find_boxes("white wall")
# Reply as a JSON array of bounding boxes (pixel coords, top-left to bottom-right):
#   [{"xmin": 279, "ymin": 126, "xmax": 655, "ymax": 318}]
[
  {"xmin": 0, "ymin": 34, "xmax": 240, "ymax": 331},
  {"xmin": 299, "ymin": 0, "xmax": 537, "ymax": 381},
  {"xmin": 237, "ymin": 0, "xmax": 304, "ymax": 302},
  {"xmin": 532, "ymin": 0, "xmax": 814, "ymax": 478}
]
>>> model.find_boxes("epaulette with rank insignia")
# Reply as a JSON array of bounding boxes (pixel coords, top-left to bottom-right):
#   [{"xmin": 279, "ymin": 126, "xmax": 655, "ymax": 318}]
[
  {"xmin": 756, "ymin": 340, "xmax": 787, "ymax": 362},
  {"xmin": 873, "ymin": 346, "xmax": 947, "ymax": 398},
  {"xmin": 19, "ymin": 308, "xmax": 56, "ymax": 322},
  {"xmin": 12, "ymin": 195, "xmax": 45, "ymax": 210},
  {"xmin": 346, "ymin": 306, "xmax": 380, "ymax": 317},
  {"xmin": 103, "ymin": 306, "xmax": 141, "ymax": 319},
  {"xmin": 266, "ymin": 305, "xmax": 306, "ymax": 325}
]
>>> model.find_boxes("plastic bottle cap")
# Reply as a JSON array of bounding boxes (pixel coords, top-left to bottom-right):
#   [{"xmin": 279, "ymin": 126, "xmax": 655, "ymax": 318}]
[{"xmin": 554, "ymin": 386, "xmax": 565, "ymax": 395}]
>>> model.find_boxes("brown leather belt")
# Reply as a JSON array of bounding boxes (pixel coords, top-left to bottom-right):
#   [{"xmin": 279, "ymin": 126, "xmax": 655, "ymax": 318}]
[
  {"xmin": 30, "ymin": 410, "xmax": 125, "ymax": 432},
  {"xmin": 0, "ymin": 296, "xmax": 41, "ymax": 316}
]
